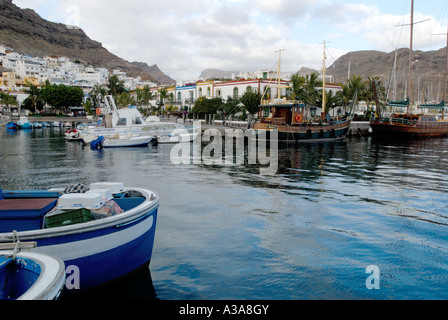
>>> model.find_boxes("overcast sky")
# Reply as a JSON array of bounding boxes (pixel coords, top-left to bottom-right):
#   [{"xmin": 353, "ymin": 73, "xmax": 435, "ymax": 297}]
[{"xmin": 12, "ymin": 0, "xmax": 448, "ymax": 82}]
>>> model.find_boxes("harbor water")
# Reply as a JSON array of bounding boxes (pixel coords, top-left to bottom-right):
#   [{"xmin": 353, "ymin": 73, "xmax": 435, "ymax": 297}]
[{"xmin": 1, "ymin": 127, "xmax": 448, "ymax": 300}]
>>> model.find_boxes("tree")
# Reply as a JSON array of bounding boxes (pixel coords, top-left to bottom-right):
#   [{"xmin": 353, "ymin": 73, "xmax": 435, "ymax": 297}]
[
  {"xmin": 136, "ymin": 86, "xmax": 153, "ymax": 108},
  {"xmin": 107, "ymin": 75, "xmax": 125, "ymax": 96},
  {"xmin": 90, "ymin": 84, "xmax": 107, "ymax": 108},
  {"xmin": 22, "ymin": 84, "xmax": 45, "ymax": 113},
  {"xmin": 41, "ymin": 84, "xmax": 84, "ymax": 112},
  {"xmin": 240, "ymin": 90, "xmax": 263, "ymax": 116},
  {"xmin": 116, "ymin": 91, "xmax": 136, "ymax": 108},
  {"xmin": 0, "ymin": 92, "xmax": 18, "ymax": 110},
  {"xmin": 192, "ymin": 97, "xmax": 222, "ymax": 114}
]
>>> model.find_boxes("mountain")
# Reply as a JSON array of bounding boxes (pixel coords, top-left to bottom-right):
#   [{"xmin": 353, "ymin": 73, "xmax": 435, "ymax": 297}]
[
  {"xmin": 327, "ymin": 48, "xmax": 448, "ymax": 100},
  {"xmin": 0, "ymin": 0, "xmax": 175, "ymax": 85},
  {"xmin": 199, "ymin": 69, "xmax": 238, "ymax": 80}
]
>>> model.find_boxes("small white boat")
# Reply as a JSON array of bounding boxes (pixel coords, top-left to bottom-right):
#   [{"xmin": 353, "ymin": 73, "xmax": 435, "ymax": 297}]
[
  {"xmin": 0, "ymin": 182, "xmax": 159, "ymax": 293},
  {"xmin": 33, "ymin": 122, "xmax": 43, "ymax": 129},
  {"xmin": 64, "ymin": 129, "xmax": 82, "ymax": 141},
  {"xmin": 80, "ymin": 96, "xmax": 198, "ymax": 143},
  {"xmin": 0, "ymin": 250, "xmax": 66, "ymax": 300},
  {"xmin": 103, "ymin": 133, "xmax": 153, "ymax": 148},
  {"xmin": 87, "ymin": 133, "xmax": 154, "ymax": 149}
]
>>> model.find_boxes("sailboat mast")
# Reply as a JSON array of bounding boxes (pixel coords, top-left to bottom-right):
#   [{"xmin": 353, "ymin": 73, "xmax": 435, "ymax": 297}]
[
  {"xmin": 408, "ymin": 0, "xmax": 414, "ymax": 112},
  {"xmin": 444, "ymin": 24, "xmax": 448, "ymax": 104},
  {"xmin": 322, "ymin": 41, "xmax": 327, "ymax": 114}
]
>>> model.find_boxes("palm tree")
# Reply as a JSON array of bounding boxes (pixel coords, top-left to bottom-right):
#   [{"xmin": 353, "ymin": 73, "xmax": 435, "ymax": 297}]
[
  {"xmin": 0, "ymin": 92, "xmax": 18, "ymax": 111},
  {"xmin": 23, "ymin": 84, "xmax": 44, "ymax": 114},
  {"xmin": 90, "ymin": 84, "xmax": 107, "ymax": 108},
  {"xmin": 136, "ymin": 86, "xmax": 153, "ymax": 108}
]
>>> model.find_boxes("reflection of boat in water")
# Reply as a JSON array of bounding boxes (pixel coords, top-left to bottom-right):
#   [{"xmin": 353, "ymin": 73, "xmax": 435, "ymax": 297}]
[
  {"xmin": 0, "ymin": 182, "xmax": 159, "ymax": 293},
  {"xmin": 0, "ymin": 250, "xmax": 66, "ymax": 300},
  {"xmin": 80, "ymin": 96, "xmax": 197, "ymax": 143},
  {"xmin": 253, "ymin": 42, "xmax": 351, "ymax": 143}
]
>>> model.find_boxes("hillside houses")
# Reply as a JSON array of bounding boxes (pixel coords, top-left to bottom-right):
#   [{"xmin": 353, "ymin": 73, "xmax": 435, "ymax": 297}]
[{"xmin": 0, "ymin": 45, "xmax": 156, "ymax": 91}]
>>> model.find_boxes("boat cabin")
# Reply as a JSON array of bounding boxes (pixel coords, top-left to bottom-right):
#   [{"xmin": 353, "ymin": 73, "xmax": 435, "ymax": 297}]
[{"xmin": 259, "ymin": 100, "xmax": 314, "ymax": 125}]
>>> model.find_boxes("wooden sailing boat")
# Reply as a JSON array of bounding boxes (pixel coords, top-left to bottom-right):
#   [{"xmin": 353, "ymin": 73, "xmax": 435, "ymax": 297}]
[
  {"xmin": 252, "ymin": 42, "xmax": 352, "ymax": 142},
  {"xmin": 370, "ymin": 0, "xmax": 448, "ymax": 138}
]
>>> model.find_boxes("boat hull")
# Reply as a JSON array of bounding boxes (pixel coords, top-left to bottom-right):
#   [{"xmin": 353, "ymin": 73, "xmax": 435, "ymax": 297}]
[
  {"xmin": 370, "ymin": 121, "xmax": 448, "ymax": 138},
  {"xmin": 0, "ymin": 251, "xmax": 66, "ymax": 300},
  {"xmin": 0, "ymin": 188, "xmax": 159, "ymax": 292},
  {"xmin": 253, "ymin": 119, "xmax": 351, "ymax": 142},
  {"xmin": 103, "ymin": 137, "xmax": 153, "ymax": 148}
]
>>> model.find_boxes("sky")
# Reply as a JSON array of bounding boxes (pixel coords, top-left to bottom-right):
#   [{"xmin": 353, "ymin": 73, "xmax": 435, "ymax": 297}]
[{"xmin": 12, "ymin": 0, "xmax": 448, "ymax": 82}]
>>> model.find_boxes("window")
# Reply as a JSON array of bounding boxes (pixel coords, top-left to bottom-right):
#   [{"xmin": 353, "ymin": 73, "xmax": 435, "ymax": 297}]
[
  {"xmin": 178, "ymin": 92, "xmax": 181, "ymax": 102},
  {"xmin": 117, "ymin": 118, "xmax": 127, "ymax": 126},
  {"xmin": 233, "ymin": 87, "xmax": 239, "ymax": 101},
  {"xmin": 199, "ymin": 88, "xmax": 203, "ymax": 97},
  {"xmin": 207, "ymin": 87, "xmax": 211, "ymax": 97}
]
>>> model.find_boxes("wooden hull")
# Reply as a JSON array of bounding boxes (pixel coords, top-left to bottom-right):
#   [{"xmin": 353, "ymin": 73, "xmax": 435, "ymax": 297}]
[
  {"xmin": 370, "ymin": 121, "xmax": 448, "ymax": 138},
  {"xmin": 253, "ymin": 119, "xmax": 351, "ymax": 142}
]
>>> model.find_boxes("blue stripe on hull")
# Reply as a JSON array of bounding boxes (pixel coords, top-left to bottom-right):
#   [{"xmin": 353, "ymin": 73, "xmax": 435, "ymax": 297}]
[{"xmin": 34, "ymin": 208, "xmax": 158, "ymax": 291}]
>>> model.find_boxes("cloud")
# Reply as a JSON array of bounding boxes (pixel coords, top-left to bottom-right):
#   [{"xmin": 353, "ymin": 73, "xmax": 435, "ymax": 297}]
[{"xmin": 11, "ymin": 0, "xmax": 448, "ymax": 82}]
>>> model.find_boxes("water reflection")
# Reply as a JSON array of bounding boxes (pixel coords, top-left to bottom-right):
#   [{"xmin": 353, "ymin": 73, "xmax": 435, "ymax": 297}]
[{"xmin": 1, "ymin": 128, "xmax": 448, "ymax": 299}]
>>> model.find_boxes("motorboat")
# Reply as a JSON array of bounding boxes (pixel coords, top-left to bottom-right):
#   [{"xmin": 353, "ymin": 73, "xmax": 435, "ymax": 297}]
[
  {"xmin": 17, "ymin": 117, "xmax": 32, "ymax": 129},
  {"xmin": 79, "ymin": 96, "xmax": 197, "ymax": 143},
  {"xmin": 0, "ymin": 182, "xmax": 159, "ymax": 293},
  {"xmin": 6, "ymin": 122, "xmax": 18, "ymax": 130},
  {"xmin": 64, "ymin": 129, "xmax": 82, "ymax": 141},
  {"xmin": 0, "ymin": 250, "xmax": 65, "ymax": 300}
]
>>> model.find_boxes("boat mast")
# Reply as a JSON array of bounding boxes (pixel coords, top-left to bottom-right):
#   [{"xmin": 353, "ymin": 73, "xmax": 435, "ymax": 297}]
[
  {"xmin": 275, "ymin": 49, "xmax": 286, "ymax": 100},
  {"xmin": 322, "ymin": 40, "xmax": 327, "ymax": 114},
  {"xmin": 442, "ymin": 25, "xmax": 448, "ymax": 119},
  {"xmin": 408, "ymin": 0, "xmax": 414, "ymax": 113}
]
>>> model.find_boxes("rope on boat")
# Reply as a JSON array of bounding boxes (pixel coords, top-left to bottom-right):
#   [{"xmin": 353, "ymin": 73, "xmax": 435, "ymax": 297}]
[{"xmin": 11, "ymin": 230, "xmax": 20, "ymax": 261}]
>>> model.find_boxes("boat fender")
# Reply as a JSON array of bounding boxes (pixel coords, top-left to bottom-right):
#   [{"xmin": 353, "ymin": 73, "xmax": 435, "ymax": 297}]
[
  {"xmin": 0, "ymin": 188, "xmax": 4, "ymax": 200},
  {"xmin": 90, "ymin": 136, "xmax": 105, "ymax": 150},
  {"xmin": 295, "ymin": 115, "xmax": 302, "ymax": 122}
]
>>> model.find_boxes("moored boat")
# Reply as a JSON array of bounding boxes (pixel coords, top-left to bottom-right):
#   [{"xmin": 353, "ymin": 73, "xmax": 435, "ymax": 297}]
[
  {"xmin": 6, "ymin": 122, "xmax": 18, "ymax": 130},
  {"xmin": 253, "ymin": 101, "xmax": 352, "ymax": 142},
  {"xmin": 370, "ymin": 0, "xmax": 448, "ymax": 138},
  {"xmin": 80, "ymin": 95, "xmax": 197, "ymax": 143},
  {"xmin": 0, "ymin": 250, "xmax": 65, "ymax": 300},
  {"xmin": 17, "ymin": 116, "xmax": 32, "ymax": 129},
  {"xmin": 64, "ymin": 129, "xmax": 82, "ymax": 141},
  {"xmin": 0, "ymin": 182, "xmax": 159, "ymax": 293},
  {"xmin": 252, "ymin": 42, "xmax": 352, "ymax": 143}
]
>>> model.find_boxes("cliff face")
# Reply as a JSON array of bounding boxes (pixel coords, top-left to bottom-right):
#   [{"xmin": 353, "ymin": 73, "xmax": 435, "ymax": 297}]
[
  {"xmin": 0, "ymin": 0, "xmax": 176, "ymax": 84},
  {"xmin": 328, "ymin": 47, "xmax": 448, "ymax": 100}
]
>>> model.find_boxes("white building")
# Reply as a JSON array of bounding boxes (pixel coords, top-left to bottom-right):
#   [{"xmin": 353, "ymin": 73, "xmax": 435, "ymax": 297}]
[{"xmin": 14, "ymin": 59, "xmax": 47, "ymax": 80}]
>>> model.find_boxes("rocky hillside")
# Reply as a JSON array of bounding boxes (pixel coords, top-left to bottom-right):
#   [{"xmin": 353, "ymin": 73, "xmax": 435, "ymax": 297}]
[
  {"xmin": 0, "ymin": 0, "xmax": 175, "ymax": 84},
  {"xmin": 328, "ymin": 47, "xmax": 447, "ymax": 100}
]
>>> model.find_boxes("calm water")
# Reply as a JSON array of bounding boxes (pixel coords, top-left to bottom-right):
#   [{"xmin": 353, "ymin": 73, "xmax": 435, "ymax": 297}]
[{"xmin": 1, "ymin": 127, "xmax": 448, "ymax": 300}]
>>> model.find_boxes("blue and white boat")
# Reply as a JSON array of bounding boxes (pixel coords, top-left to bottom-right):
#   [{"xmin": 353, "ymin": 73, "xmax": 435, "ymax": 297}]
[
  {"xmin": 6, "ymin": 122, "xmax": 18, "ymax": 130},
  {"xmin": 17, "ymin": 117, "xmax": 33, "ymax": 129},
  {"xmin": 0, "ymin": 250, "xmax": 66, "ymax": 300},
  {"xmin": 0, "ymin": 182, "xmax": 159, "ymax": 293},
  {"xmin": 33, "ymin": 122, "xmax": 43, "ymax": 129},
  {"xmin": 80, "ymin": 95, "xmax": 198, "ymax": 143}
]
